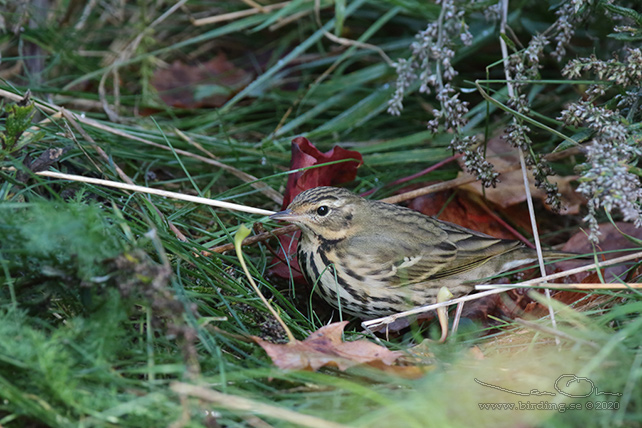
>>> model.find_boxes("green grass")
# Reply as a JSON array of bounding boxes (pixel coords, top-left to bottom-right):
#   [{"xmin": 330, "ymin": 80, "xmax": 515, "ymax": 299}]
[{"xmin": 1, "ymin": 1, "xmax": 641, "ymax": 427}]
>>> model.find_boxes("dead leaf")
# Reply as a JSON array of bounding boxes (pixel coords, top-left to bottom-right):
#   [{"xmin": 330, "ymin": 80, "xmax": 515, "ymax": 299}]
[
  {"xmin": 281, "ymin": 136, "xmax": 363, "ymax": 208},
  {"xmin": 17, "ymin": 147, "xmax": 69, "ymax": 182},
  {"xmin": 560, "ymin": 221, "xmax": 642, "ymax": 282},
  {"xmin": 253, "ymin": 321, "xmax": 403, "ymax": 371},
  {"xmin": 406, "ymin": 188, "xmax": 530, "ymax": 239},
  {"xmin": 458, "ymin": 137, "xmax": 585, "ymax": 214},
  {"xmin": 151, "ymin": 53, "xmax": 253, "ymax": 109},
  {"xmin": 269, "ymin": 230, "xmax": 305, "ymax": 283}
]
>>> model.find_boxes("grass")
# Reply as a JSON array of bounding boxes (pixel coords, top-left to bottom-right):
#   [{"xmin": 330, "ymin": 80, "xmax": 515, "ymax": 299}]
[{"xmin": 1, "ymin": 1, "xmax": 642, "ymax": 427}]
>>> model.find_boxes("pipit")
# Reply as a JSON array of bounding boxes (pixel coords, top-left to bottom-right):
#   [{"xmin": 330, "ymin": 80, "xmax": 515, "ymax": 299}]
[{"xmin": 271, "ymin": 186, "xmax": 574, "ymax": 319}]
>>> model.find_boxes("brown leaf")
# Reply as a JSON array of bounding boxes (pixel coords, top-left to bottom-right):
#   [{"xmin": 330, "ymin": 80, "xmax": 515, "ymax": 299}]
[
  {"xmin": 458, "ymin": 137, "xmax": 585, "ymax": 214},
  {"xmin": 406, "ymin": 188, "xmax": 528, "ymax": 239},
  {"xmin": 151, "ymin": 53, "xmax": 253, "ymax": 109},
  {"xmin": 560, "ymin": 221, "xmax": 642, "ymax": 282},
  {"xmin": 253, "ymin": 321, "xmax": 403, "ymax": 371},
  {"xmin": 17, "ymin": 147, "xmax": 69, "ymax": 182}
]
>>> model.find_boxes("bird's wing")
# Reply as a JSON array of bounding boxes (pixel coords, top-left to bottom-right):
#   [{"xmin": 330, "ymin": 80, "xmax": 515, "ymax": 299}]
[
  {"xmin": 424, "ymin": 220, "xmax": 524, "ymax": 279},
  {"xmin": 343, "ymin": 216, "xmax": 522, "ymax": 286}
]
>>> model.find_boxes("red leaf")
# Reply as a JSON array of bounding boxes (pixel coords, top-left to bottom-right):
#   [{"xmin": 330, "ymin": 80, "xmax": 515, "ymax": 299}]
[
  {"xmin": 281, "ymin": 136, "xmax": 363, "ymax": 208},
  {"xmin": 270, "ymin": 231, "xmax": 305, "ymax": 282}
]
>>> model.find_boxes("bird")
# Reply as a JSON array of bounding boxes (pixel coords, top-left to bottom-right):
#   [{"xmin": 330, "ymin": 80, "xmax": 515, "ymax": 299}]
[{"xmin": 270, "ymin": 186, "xmax": 576, "ymax": 319}]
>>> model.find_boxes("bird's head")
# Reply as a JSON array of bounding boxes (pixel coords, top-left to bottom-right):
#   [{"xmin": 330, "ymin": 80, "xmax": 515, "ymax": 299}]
[{"xmin": 270, "ymin": 187, "xmax": 364, "ymax": 239}]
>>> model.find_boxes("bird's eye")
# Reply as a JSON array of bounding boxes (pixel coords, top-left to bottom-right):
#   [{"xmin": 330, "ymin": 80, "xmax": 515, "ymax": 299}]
[{"xmin": 316, "ymin": 206, "xmax": 329, "ymax": 216}]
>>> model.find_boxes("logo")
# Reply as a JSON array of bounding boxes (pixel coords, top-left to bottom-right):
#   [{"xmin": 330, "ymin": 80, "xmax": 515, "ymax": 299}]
[{"xmin": 475, "ymin": 374, "xmax": 622, "ymax": 398}]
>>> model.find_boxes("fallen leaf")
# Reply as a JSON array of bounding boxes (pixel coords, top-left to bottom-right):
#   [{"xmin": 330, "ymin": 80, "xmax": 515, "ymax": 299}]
[
  {"xmin": 151, "ymin": 53, "xmax": 253, "ymax": 109},
  {"xmin": 269, "ymin": 230, "xmax": 305, "ymax": 283},
  {"xmin": 282, "ymin": 136, "xmax": 363, "ymax": 208},
  {"xmin": 253, "ymin": 321, "xmax": 403, "ymax": 371},
  {"xmin": 406, "ymin": 188, "xmax": 530, "ymax": 239},
  {"xmin": 458, "ymin": 137, "xmax": 585, "ymax": 214},
  {"xmin": 17, "ymin": 147, "xmax": 69, "ymax": 182},
  {"xmin": 559, "ymin": 221, "xmax": 642, "ymax": 282}
]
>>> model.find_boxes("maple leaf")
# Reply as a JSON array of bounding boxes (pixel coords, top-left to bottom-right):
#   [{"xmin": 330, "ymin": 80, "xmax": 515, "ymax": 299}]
[{"xmin": 253, "ymin": 321, "xmax": 403, "ymax": 371}]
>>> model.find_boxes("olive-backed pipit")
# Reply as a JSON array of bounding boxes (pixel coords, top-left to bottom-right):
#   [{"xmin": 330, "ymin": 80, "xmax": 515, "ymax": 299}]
[{"xmin": 271, "ymin": 186, "xmax": 573, "ymax": 318}]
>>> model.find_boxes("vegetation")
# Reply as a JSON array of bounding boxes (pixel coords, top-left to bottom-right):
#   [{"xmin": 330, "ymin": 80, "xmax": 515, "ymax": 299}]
[{"xmin": 0, "ymin": 1, "xmax": 641, "ymax": 426}]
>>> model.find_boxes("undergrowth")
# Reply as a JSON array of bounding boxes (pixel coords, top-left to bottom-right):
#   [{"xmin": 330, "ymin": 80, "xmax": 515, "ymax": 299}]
[{"xmin": 1, "ymin": 1, "xmax": 642, "ymax": 427}]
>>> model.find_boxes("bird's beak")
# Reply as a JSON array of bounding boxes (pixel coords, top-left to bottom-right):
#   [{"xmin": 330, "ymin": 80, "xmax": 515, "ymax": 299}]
[{"xmin": 269, "ymin": 209, "xmax": 299, "ymax": 222}]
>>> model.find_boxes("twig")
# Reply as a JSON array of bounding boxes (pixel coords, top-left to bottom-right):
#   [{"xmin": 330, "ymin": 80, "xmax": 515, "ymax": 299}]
[
  {"xmin": 0, "ymin": 88, "xmax": 283, "ymax": 204},
  {"xmin": 380, "ymin": 168, "xmax": 517, "ymax": 205},
  {"xmin": 477, "ymin": 283, "xmax": 642, "ymax": 290},
  {"xmin": 513, "ymin": 318, "xmax": 600, "ymax": 349},
  {"xmin": 235, "ymin": 225, "xmax": 295, "ymax": 342},
  {"xmin": 171, "ymin": 382, "xmax": 350, "ymax": 428},
  {"xmin": 36, "ymin": 171, "xmax": 275, "ymax": 216},
  {"xmin": 475, "ymin": 251, "xmax": 642, "ymax": 289},
  {"xmin": 192, "ymin": 1, "xmax": 291, "ymax": 26}
]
